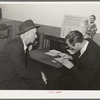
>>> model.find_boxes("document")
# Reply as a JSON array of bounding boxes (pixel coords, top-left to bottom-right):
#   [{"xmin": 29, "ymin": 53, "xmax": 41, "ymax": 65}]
[
  {"xmin": 54, "ymin": 57, "xmax": 69, "ymax": 64},
  {"xmin": 60, "ymin": 14, "xmax": 88, "ymax": 38},
  {"xmin": 54, "ymin": 57, "xmax": 63, "ymax": 63},
  {"xmin": 49, "ymin": 49, "xmax": 61, "ymax": 54},
  {"xmin": 45, "ymin": 49, "xmax": 61, "ymax": 57},
  {"xmin": 45, "ymin": 52, "xmax": 59, "ymax": 57}
]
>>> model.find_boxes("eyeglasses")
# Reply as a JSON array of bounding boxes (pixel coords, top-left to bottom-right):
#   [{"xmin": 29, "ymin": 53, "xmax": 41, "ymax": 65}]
[
  {"xmin": 64, "ymin": 43, "xmax": 74, "ymax": 50},
  {"xmin": 64, "ymin": 43, "xmax": 70, "ymax": 49}
]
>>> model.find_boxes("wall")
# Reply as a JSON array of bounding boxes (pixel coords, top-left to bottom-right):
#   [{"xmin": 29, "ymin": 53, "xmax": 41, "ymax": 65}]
[
  {"xmin": 0, "ymin": 2, "xmax": 100, "ymax": 32},
  {"xmin": 0, "ymin": 2, "xmax": 100, "ymax": 45}
]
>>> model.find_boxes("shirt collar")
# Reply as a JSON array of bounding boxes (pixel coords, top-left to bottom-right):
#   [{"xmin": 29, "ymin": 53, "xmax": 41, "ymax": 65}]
[
  {"xmin": 79, "ymin": 40, "xmax": 89, "ymax": 57},
  {"xmin": 20, "ymin": 36, "xmax": 27, "ymax": 51}
]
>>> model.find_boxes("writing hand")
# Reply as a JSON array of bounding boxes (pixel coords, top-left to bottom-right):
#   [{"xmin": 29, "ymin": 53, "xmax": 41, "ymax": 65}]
[
  {"xmin": 67, "ymin": 49, "xmax": 77, "ymax": 54},
  {"xmin": 63, "ymin": 54, "xmax": 73, "ymax": 60}
]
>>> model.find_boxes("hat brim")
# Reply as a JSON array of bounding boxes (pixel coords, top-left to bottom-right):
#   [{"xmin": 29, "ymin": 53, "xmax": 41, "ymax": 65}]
[{"xmin": 17, "ymin": 25, "xmax": 40, "ymax": 35}]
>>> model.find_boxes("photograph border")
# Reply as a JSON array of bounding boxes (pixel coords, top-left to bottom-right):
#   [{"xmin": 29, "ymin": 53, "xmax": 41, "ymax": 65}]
[{"xmin": 0, "ymin": 0, "xmax": 100, "ymax": 99}]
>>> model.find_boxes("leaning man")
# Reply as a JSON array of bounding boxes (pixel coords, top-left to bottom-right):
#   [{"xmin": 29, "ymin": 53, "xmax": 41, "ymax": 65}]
[{"xmin": 61, "ymin": 30, "xmax": 100, "ymax": 90}]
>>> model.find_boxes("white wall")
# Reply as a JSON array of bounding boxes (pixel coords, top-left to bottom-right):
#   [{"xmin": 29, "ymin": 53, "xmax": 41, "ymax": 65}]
[{"xmin": 0, "ymin": 2, "xmax": 100, "ymax": 32}]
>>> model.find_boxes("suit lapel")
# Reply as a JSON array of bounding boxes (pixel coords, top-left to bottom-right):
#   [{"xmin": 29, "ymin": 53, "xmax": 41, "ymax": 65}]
[
  {"xmin": 77, "ymin": 42, "xmax": 90, "ymax": 70},
  {"xmin": 17, "ymin": 37, "xmax": 24, "ymax": 51}
]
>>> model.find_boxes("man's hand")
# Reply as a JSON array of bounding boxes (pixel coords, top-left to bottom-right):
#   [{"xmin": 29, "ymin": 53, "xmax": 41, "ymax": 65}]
[
  {"xmin": 62, "ymin": 59, "xmax": 74, "ymax": 69},
  {"xmin": 41, "ymin": 72, "xmax": 47, "ymax": 84},
  {"xmin": 63, "ymin": 54, "xmax": 73, "ymax": 60},
  {"xmin": 28, "ymin": 45, "xmax": 33, "ymax": 51},
  {"xmin": 67, "ymin": 49, "xmax": 77, "ymax": 54}
]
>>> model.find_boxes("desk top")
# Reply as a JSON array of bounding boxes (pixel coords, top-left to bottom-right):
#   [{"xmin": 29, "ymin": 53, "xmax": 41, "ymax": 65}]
[{"xmin": 29, "ymin": 49, "xmax": 63, "ymax": 69}]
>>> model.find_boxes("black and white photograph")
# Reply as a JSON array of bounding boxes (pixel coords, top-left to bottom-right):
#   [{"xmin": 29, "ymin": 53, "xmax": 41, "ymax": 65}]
[{"xmin": 0, "ymin": 1, "xmax": 100, "ymax": 98}]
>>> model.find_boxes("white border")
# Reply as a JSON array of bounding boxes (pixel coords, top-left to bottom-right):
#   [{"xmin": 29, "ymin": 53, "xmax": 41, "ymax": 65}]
[
  {"xmin": 0, "ymin": 1, "xmax": 100, "ymax": 99},
  {"xmin": 0, "ymin": 90, "xmax": 100, "ymax": 99}
]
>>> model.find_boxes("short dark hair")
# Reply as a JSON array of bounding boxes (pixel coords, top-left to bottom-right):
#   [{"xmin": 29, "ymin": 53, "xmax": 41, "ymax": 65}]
[
  {"xmin": 90, "ymin": 15, "xmax": 96, "ymax": 20},
  {"xmin": 65, "ymin": 30, "xmax": 84, "ymax": 46}
]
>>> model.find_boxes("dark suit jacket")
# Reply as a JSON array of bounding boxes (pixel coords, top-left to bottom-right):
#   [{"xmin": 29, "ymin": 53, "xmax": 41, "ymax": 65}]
[
  {"xmin": 0, "ymin": 37, "xmax": 42, "ymax": 89},
  {"xmin": 70, "ymin": 39, "xmax": 100, "ymax": 90}
]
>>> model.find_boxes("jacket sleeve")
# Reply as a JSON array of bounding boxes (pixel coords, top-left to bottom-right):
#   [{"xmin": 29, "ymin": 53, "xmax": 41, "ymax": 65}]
[
  {"xmin": 9, "ymin": 44, "xmax": 42, "ymax": 80},
  {"xmin": 70, "ymin": 55, "xmax": 100, "ymax": 88}
]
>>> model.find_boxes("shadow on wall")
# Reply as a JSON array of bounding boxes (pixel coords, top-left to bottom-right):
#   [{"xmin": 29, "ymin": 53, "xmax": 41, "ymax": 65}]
[{"xmin": 94, "ymin": 33, "xmax": 100, "ymax": 46}]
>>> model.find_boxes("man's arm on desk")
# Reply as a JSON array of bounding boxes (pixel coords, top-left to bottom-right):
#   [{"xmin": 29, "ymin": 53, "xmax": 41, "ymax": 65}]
[{"xmin": 62, "ymin": 59, "xmax": 74, "ymax": 69}]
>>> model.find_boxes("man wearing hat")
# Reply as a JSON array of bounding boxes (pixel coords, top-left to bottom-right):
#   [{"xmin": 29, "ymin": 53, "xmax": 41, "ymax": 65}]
[{"xmin": 0, "ymin": 19, "xmax": 47, "ymax": 89}]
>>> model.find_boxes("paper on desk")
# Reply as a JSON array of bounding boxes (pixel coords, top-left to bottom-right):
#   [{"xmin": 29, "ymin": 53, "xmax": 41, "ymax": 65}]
[
  {"xmin": 45, "ymin": 49, "xmax": 61, "ymax": 57},
  {"xmin": 45, "ymin": 52, "xmax": 59, "ymax": 57},
  {"xmin": 54, "ymin": 57, "xmax": 63, "ymax": 63},
  {"xmin": 55, "ymin": 57, "xmax": 69, "ymax": 64},
  {"xmin": 49, "ymin": 49, "xmax": 61, "ymax": 54},
  {"xmin": 58, "ymin": 53, "xmax": 66, "ymax": 56}
]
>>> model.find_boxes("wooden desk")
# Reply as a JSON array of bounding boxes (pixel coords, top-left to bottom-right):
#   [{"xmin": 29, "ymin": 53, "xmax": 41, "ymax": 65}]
[{"xmin": 29, "ymin": 49, "xmax": 69, "ymax": 90}]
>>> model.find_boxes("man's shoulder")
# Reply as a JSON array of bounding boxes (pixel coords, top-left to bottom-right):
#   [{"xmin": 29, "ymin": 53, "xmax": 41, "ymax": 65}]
[
  {"xmin": 86, "ymin": 38, "xmax": 97, "ymax": 45},
  {"xmin": 85, "ymin": 38, "xmax": 100, "ymax": 51},
  {"xmin": 8, "ymin": 37, "xmax": 21, "ymax": 44},
  {"xmin": 85, "ymin": 38, "xmax": 92, "ymax": 43},
  {"xmin": 5, "ymin": 37, "xmax": 23, "ymax": 49}
]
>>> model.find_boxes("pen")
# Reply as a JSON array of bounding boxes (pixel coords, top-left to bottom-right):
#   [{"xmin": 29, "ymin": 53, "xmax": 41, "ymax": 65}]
[{"xmin": 62, "ymin": 54, "xmax": 73, "ymax": 60}]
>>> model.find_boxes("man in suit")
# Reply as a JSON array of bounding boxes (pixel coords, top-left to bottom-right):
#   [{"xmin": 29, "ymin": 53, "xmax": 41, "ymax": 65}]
[
  {"xmin": 0, "ymin": 19, "xmax": 47, "ymax": 89},
  {"xmin": 61, "ymin": 30, "xmax": 100, "ymax": 90}
]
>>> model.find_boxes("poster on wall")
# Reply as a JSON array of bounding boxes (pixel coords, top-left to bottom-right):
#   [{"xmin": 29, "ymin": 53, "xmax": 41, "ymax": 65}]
[{"xmin": 60, "ymin": 14, "xmax": 89, "ymax": 38}]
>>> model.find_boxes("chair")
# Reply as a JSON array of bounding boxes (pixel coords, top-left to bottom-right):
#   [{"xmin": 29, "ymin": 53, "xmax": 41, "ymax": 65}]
[
  {"xmin": 35, "ymin": 33, "xmax": 50, "ymax": 49},
  {"xmin": 38, "ymin": 34, "xmax": 65, "ymax": 52},
  {"xmin": 0, "ymin": 24, "xmax": 10, "ymax": 39},
  {"xmin": 41, "ymin": 34, "xmax": 50, "ymax": 49},
  {"xmin": 0, "ymin": 24, "xmax": 12, "ymax": 51}
]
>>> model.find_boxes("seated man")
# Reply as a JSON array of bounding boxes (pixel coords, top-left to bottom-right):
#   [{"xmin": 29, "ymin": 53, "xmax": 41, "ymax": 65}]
[
  {"xmin": 0, "ymin": 19, "xmax": 47, "ymax": 90},
  {"xmin": 61, "ymin": 30, "xmax": 100, "ymax": 90}
]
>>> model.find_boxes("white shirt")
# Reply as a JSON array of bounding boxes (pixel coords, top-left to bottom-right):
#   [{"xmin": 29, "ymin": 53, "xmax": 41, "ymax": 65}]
[
  {"xmin": 20, "ymin": 36, "xmax": 27, "ymax": 52},
  {"xmin": 79, "ymin": 40, "xmax": 89, "ymax": 58}
]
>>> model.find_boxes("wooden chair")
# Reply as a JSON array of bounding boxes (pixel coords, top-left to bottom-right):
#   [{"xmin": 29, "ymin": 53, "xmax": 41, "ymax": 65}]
[
  {"xmin": 38, "ymin": 34, "xmax": 65, "ymax": 52},
  {"xmin": 0, "ymin": 24, "xmax": 12, "ymax": 51},
  {"xmin": 0, "ymin": 24, "xmax": 10, "ymax": 39}
]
